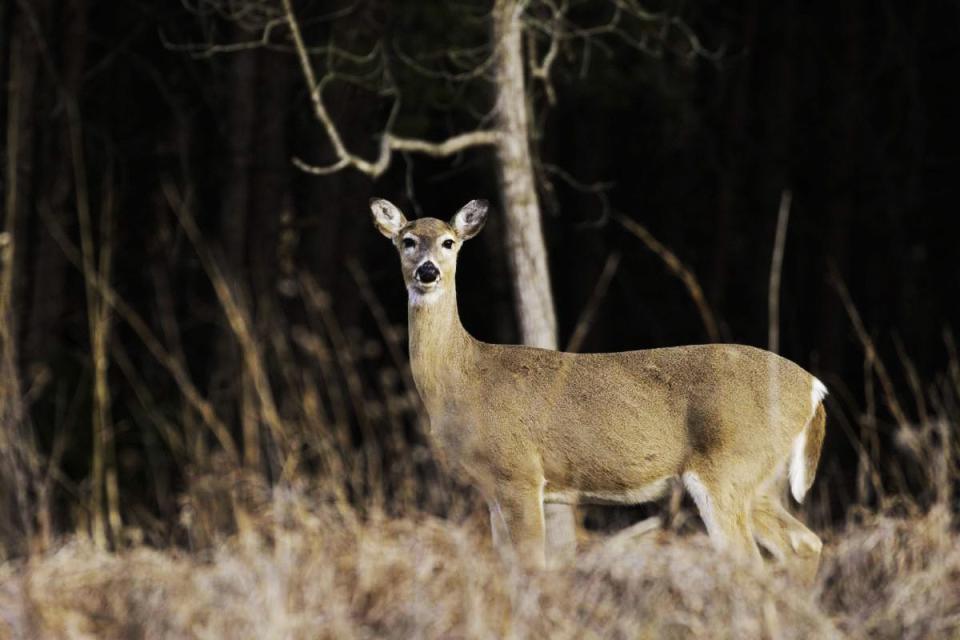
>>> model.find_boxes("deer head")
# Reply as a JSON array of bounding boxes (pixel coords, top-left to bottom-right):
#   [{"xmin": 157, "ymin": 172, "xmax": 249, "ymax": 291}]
[{"xmin": 370, "ymin": 198, "xmax": 488, "ymax": 305}]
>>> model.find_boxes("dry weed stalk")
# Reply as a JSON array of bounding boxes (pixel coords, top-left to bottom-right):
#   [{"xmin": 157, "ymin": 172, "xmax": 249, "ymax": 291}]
[{"xmin": 614, "ymin": 211, "xmax": 721, "ymax": 342}]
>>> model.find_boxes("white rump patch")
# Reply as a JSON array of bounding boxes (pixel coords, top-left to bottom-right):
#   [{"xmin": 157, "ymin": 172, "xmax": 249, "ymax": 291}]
[
  {"xmin": 789, "ymin": 378, "xmax": 828, "ymax": 503},
  {"xmin": 811, "ymin": 377, "xmax": 828, "ymax": 408},
  {"xmin": 789, "ymin": 429, "xmax": 808, "ymax": 503},
  {"xmin": 682, "ymin": 472, "xmax": 725, "ymax": 549}
]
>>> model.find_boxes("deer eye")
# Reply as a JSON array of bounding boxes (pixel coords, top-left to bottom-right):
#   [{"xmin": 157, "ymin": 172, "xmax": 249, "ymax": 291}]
[
  {"xmin": 442, "ymin": 239, "xmax": 454, "ymax": 249},
  {"xmin": 402, "ymin": 238, "xmax": 416, "ymax": 249}
]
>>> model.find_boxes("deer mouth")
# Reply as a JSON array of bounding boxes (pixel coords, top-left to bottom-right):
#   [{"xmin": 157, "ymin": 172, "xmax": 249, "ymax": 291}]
[
  {"xmin": 408, "ymin": 276, "xmax": 443, "ymax": 304},
  {"xmin": 411, "ymin": 276, "xmax": 441, "ymax": 292}
]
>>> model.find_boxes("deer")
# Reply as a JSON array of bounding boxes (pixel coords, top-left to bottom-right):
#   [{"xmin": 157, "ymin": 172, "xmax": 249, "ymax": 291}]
[{"xmin": 370, "ymin": 197, "xmax": 827, "ymax": 580}]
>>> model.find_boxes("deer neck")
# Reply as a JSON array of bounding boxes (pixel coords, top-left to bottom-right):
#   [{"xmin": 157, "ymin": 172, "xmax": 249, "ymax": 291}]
[{"xmin": 407, "ymin": 285, "xmax": 474, "ymax": 411}]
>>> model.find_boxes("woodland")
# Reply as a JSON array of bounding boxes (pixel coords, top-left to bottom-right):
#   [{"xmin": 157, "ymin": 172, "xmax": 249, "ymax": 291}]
[{"xmin": 1, "ymin": 1, "xmax": 959, "ymax": 637}]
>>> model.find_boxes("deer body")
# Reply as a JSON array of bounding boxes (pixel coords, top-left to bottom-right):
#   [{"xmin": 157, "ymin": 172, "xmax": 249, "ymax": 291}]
[{"xmin": 372, "ymin": 198, "xmax": 826, "ymax": 578}]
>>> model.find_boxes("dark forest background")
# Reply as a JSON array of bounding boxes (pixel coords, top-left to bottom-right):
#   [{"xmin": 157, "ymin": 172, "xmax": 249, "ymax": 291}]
[{"xmin": 2, "ymin": 0, "xmax": 959, "ymax": 552}]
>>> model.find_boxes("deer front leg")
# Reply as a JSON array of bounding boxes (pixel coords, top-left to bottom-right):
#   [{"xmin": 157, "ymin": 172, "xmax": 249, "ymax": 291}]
[{"xmin": 488, "ymin": 482, "xmax": 546, "ymax": 570}]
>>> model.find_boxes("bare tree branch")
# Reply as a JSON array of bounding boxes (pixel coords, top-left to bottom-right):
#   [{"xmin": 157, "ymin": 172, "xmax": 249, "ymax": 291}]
[
  {"xmin": 833, "ymin": 274, "xmax": 910, "ymax": 428},
  {"xmin": 526, "ymin": 0, "xmax": 565, "ymax": 104},
  {"xmin": 282, "ymin": 0, "xmax": 501, "ymax": 178},
  {"xmin": 159, "ymin": 17, "xmax": 287, "ymax": 58},
  {"xmin": 522, "ymin": 0, "xmax": 723, "ymax": 70},
  {"xmin": 566, "ymin": 252, "xmax": 621, "ymax": 352},
  {"xmin": 768, "ymin": 189, "xmax": 791, "ymax": 354},
  {"xmin": 160, "ymin": 16, "xmax": 382, "ymax": 61},
  {"xmin": 614, "ymin": 212, "xmax": 721, "ymax": 343},
  {"xmin": 393, "ymin": 40, "xmax": 497, "ymax": 82},
  {"xmin": 538, "ymin": 161, "xmax": 614, "ymax": 221}
]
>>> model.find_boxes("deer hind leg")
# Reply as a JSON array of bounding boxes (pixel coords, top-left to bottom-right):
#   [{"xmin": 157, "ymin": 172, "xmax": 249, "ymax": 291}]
[
  {"xmin": 488, "ymin": 482, "xmax": 547, "ymax": 570},
  {"xmin": 751, "ymin": 491, "xmax": 823, "ymax": 584},
  {"xmin": 682, "ymin": 472, "xmax": 762, "ymax": 566},
  {"xmin": 544, "ymin": 503, "xmax": 577, "ymax": 568}
]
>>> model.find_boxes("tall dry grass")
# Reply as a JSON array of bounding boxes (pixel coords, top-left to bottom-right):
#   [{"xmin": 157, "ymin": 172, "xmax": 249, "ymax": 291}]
[
  {"xmin": 1, "ymin": 492, "xmax": 957, "ymax": 639},
  {"xmin": 1, "ymin": 189, "xmax": 959, "ymax": 638}
]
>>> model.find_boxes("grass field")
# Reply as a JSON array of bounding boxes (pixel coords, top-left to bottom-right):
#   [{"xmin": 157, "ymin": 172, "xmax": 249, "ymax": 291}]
[{"xmin": 1, "ymin": 487, "xmax": 957, "ymax": 639}]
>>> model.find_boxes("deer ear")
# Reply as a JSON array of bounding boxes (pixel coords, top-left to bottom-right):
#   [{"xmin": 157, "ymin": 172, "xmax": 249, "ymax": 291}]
[
  {"xmin": 370, "ymin": 198, "xmax": 408, "ymax": 239},
  {"xmin": 450, "ymin": 199, "xmax": 488, "ymax": 240}
]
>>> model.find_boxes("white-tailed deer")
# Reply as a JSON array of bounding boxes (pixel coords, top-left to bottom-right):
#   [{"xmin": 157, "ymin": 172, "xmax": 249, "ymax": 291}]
[{"xmin": 371, "ymin": 198, "xmax": 827, "ymax": 579}]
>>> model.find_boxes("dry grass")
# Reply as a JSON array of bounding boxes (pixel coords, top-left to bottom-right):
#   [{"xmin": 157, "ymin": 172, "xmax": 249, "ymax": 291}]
[
  {"xmin": 819, "ymin": 507, "xmax": 960, "ymax": 638},
  {"xmin": 0, "ymin": 488, "xmax": 956, "ymax": 640}
]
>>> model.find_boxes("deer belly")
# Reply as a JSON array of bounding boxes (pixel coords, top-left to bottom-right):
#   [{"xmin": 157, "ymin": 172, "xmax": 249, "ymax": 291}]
[{"xmin": 543, "ymin": 476, "xmax": 674, "ymax": 506}]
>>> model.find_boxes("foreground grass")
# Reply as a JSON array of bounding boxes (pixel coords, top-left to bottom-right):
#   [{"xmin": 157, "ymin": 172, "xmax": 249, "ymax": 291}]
[{"xmin": 1, "ymin": 493, "xmax": 957, "ymax": 640}]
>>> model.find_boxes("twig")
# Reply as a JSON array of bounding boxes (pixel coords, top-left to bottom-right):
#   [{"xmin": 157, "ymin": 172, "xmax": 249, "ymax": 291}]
[
  {"xmin": 159, "ymin": 17, "xmax": 287, "ymax": 59},
  {"xmin": 161, "ymin": 184, "xmax": 294, "ymax": 477},
  {"xmin": 526, "ymin": 0, "xmax": 565, "ymax": 105},
  {"xmin": 566, "ymin": 253, "xmax": 621, "ymax": 352},
  {"xmin": 767, "ymin": 190, "xmax": 791, "ymax": 354},
  {"xmin": 614, "ymin": 212, "xmax": 720, "ymax": 342},
  {"xmin": 301, "ymin": 275, "xmax": 384, "ymax": 506},
  {"xmin": 282, "ymin": 0, "xmax": 500, "ymax": 178},
  {"xmin": 893, "ymin": 333, "xmax": 928, "ymax": 426},
  {"xmin": 393, "ymin": 39, "xmax": 497, "ymax": 82},
  {"xmin": 832, "ymin": 274, "xmax": 910, "ymax": 428},
  {"xmin": 68, "ymin": 100, "xmax": 121, "ymax": 549},
  {"xmin": 41, "ymin": 210, "xmax": 240, "ymax": 466},
  {"xmin": 539, "ymin": 162, "xmax": 614, "ymax": 224}
]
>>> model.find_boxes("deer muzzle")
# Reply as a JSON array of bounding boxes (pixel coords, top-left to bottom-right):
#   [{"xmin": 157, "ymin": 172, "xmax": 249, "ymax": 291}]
[{"xmin": 415, "ymin": 261, "xmax": 440, "ymax": 284}]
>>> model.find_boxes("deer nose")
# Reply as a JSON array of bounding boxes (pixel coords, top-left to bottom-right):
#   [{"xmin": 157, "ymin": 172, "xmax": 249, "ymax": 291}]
[{"xmin": 416, "ymin": 261, "xmax": 440, "ymax": 283}]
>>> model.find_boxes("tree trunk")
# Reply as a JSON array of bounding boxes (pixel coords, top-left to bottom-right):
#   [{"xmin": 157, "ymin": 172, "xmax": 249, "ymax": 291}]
[
  {"xmin": 491, "ymin": 0, "xmax": 574, "ymax": 564},
  {"xmin": 491, "ymin": 0, "xmax": 557, "ymax": 350}
]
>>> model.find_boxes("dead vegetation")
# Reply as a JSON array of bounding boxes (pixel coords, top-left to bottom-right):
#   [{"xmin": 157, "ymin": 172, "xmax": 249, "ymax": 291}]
[{"xmin": 0, "ymin": 489, "xmax": 957, "ymax": 639}]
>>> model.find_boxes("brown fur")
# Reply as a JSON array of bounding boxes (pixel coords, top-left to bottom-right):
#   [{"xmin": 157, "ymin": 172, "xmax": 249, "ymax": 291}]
[
  {"xmin": 804, "ymin": 403, "xmax": 827, "ymax": 497},
  {"xmin": 371, "ymin": 198, "xmax": 827, "ymax": 576}
]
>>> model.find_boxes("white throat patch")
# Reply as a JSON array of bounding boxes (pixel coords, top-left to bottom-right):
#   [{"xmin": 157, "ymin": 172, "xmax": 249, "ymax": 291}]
[{"xmin": 408, "ymin": 286, "xmax": 443, "ymax": 307}]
